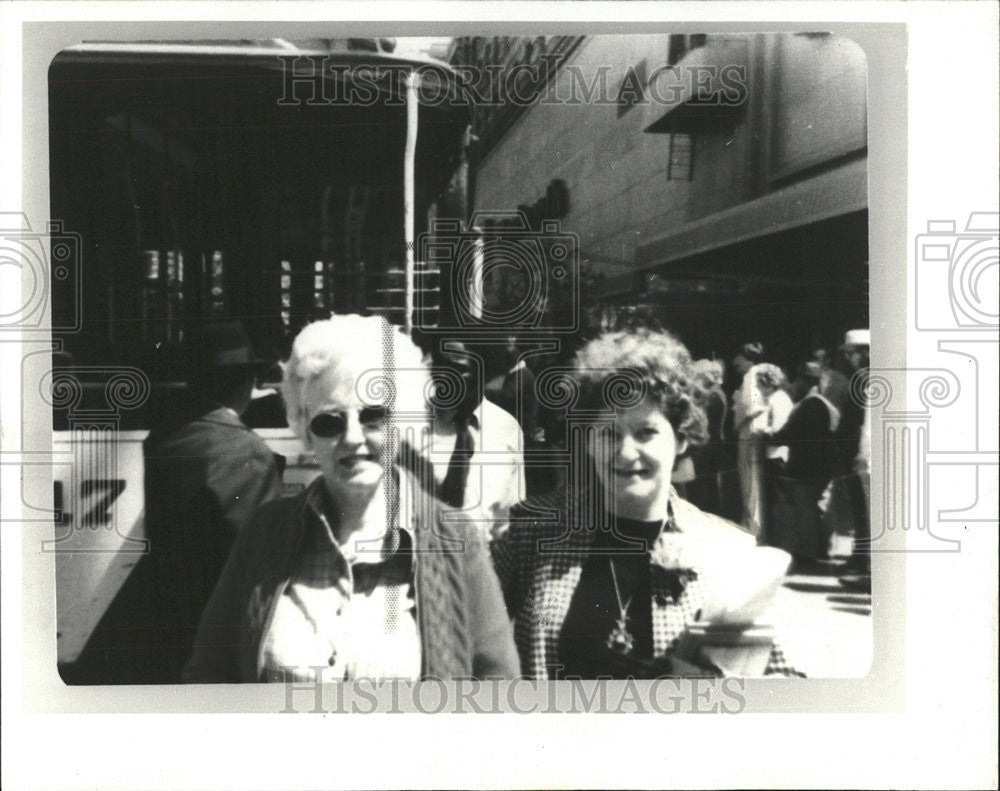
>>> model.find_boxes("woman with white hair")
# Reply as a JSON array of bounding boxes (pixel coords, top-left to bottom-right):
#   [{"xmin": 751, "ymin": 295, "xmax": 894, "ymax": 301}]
[{"xmin": 184, "ymin": 315, "xmax": 518, "ymax": 682}]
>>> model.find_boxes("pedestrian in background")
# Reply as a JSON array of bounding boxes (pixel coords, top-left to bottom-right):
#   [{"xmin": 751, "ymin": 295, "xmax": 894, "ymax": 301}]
[
  {"xmin": 68, "ymin": 321, "xmax": 283, "ymax": 684},
  {"xmin": 684, "ymin": 358, "xmax": 728, "ymax": 514},
  {"xmin": 838, "ymin": 329, "xmax": 871, "ymax": 590},
  {"xmin": 484, "ymin": 335, "xmax": 540, "ymax": 444},
  {"xmin": 731, "ymin": 341, "xmax": 769, "ymax": 536},
  {"xmin": 754, "ymin": 363, "xmax": 794, "ymax": 544},
  {"xmin": 425, "ymin": 338, "xmax": 525, "ymax": 541},
  {"xmin": 758, "ymin": 362, "xmax": 841, "ymax": 566},
  {"xmin": 813, "ymin": 347, "xmax": 851, "ymax": 415}
]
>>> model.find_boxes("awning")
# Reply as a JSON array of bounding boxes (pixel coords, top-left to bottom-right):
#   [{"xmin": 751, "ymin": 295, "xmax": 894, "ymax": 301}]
[
  {"xmin": 595, "ymin": 157, "xmax": 867, "ymax": 299},
  {"xmin": 636, "ymin": 156, "xmax": 867, "ymax": 269},
  {"xmin": 644, "ymin": 37, "xmax": 750, "ymax": 135}
]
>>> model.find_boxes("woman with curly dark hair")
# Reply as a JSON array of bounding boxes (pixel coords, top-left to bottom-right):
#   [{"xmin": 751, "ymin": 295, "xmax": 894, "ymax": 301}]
[{"xmin": 492, "ymin": 328, "xmax": 801, "ymax": 679}]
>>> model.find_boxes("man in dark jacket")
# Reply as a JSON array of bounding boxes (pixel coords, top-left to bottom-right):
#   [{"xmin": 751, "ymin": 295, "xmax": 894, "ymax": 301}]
[
  {"xmin": 66, "ymin": 321, "xmax": 282, "ymax": 684},
  {"xmin": 757, "ymin": 363, "xmax": 841, "ymax": 564}
]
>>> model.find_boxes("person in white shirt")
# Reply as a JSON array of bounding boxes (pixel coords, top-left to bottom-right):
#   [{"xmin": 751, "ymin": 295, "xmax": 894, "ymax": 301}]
[
  {"xmin": 755, "ymin": 364, "xmax": 794, "ymax": 462},
  {"xmin": 484, "ymin": 335, "xmax": 541, "ymax": 443},
  {"xmin": 731, "ymin": 342, "xmax": 769, "ymax": 537},
  {"xmin": 425, "ymin": 339, "xmax": 525, "ymax": 541},
  {"xmin": 754, "ymin": 364, "xmax": 793, "ymax": 544}
]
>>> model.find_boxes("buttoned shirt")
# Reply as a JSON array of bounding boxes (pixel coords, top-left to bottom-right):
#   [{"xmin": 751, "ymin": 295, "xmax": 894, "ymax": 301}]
[
  {"xmin": 426, "ymin": 399, "xmax": 524, "ymax": 540},
  {"xmin": 260, "ymin": 486, "xmax": 421, "ymax": 683}
]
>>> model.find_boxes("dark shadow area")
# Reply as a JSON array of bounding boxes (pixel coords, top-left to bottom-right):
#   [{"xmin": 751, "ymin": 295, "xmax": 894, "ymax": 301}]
[
  {"xmin": 783, "ymin": 581, "xmax": 846, "ymax": 595},
  {"xmin": 830, "ymin": 606, "xmax": 872, "ymax": 617}
]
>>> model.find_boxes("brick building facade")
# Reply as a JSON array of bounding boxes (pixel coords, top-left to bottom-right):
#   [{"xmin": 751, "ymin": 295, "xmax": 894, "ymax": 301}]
[{"xmin": 453, "ymin": 33, "xmax": 868, "ymax": 368}]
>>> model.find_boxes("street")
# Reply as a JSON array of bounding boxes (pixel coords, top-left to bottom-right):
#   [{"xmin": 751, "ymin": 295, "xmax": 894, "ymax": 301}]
[{"xmin": 768, "ymin": 537, "xmax": 873, "ymax": 678}]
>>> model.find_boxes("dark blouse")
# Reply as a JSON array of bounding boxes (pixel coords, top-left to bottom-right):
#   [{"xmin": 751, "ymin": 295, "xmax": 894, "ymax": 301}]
[
  {"xmin": 557, "ymin": 515, "xmax": 681, "ymax": 679},
  {"xmin": 493, "ymin": 487, "xmax": 804, "ymax": 679}
]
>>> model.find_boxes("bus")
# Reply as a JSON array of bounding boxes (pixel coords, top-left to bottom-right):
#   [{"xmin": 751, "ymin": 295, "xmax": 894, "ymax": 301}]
[{"xmin": 47, "ymin": 38, "xmax": 475, "ymax": 668}]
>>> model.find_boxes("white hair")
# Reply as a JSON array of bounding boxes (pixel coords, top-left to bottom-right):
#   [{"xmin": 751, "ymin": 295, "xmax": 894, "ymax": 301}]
[{"xmin": 281, "ymin": 314, "xmax": 430, "ymax": 442}]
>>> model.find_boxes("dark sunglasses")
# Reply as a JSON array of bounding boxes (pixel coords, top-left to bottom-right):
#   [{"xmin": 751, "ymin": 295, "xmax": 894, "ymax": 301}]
[{"xmin": 309, "ymin": 406, "xmax": 388, "ymax": 438}]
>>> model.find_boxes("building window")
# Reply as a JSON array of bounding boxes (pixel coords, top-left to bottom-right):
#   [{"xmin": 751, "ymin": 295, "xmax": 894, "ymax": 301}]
[
  {"xmin": 617, "ymin": 59, "xmax": 647, "ymax": 118},
  {"xmin": 667, "ymin": 34, "xmax": 707, "ymax": 66},
  {"xmin": 667, "ymin": 133, "xmax": 694, "ymax": 181}
]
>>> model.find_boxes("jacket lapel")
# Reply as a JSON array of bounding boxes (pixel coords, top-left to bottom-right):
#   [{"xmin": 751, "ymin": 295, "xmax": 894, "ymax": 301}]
[
  {"xmin": 249, "ymin": 483, "xmax": 315, "ymax": 679},
  {"xmin": 531, "ymin": 490, "xmax": 597, "ymax": 676}
]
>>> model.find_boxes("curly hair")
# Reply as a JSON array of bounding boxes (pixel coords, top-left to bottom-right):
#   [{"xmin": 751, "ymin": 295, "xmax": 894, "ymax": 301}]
[
  {"xmin": 281, "ymin": 314, "xmax": 429, "ymax": 444},
  {"xmin": 753, "ymin": 363, "xmax": 787, "ymax": 392},
  {"xmin": 572, "ymin": 327, "xmax": 708, "ymax": 446},
  {"xmin": 738, "ymin": 341, "xmax": 765, "ymax": 364},
  {"xmin": 692, "ymin": 358, "xmax": 725, "ymax": 389}
]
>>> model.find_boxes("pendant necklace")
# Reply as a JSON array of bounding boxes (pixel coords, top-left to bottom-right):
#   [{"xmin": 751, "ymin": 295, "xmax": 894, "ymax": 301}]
[{"xmin": 606, "ymin": 558, "xmax": 635, "ymax": 654}]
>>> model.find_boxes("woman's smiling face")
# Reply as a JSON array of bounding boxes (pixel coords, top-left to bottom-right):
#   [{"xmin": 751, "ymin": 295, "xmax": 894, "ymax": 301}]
[
  {"xmin": 304, "ymin": 367, "xmax": 388, "ymax": 498},
  {"xmin": 588, "ymin": 396, "xmax": 686, "ymax": 521}
]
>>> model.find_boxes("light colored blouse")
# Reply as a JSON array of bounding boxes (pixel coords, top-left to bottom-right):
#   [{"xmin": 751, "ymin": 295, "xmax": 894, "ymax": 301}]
[{"xmin": 261, "ymin": 501, "xmax": 421, "ymax": 683}]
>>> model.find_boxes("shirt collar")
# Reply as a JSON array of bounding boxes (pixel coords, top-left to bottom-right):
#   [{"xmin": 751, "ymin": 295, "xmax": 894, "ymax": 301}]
[
  {"xmin": 586, "ymin": 488, "xmax": 683, "ymax": 547},
  {"xmin": 464, "ymin": 406, "xmax": 481, "ymax": 431},
  {"xmin": 435, "ymin": 402, "xmax": 481, "ymax": 432},
  {"xmin": 198, "ymin": 406, "xmax": 247, "ymax": 428},
  {"xmin": 302, "ymin": 475, "xmax": 415, "ymax": 562}
]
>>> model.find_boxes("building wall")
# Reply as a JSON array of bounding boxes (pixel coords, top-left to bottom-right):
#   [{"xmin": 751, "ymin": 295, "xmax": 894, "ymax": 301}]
[
  {"xmin": 471, "ymin": 33, "xmax": 868, "ymax": 278},
  {"xmin": 766, "ymin": 33, "xmax": 868, "ymax": 181}
]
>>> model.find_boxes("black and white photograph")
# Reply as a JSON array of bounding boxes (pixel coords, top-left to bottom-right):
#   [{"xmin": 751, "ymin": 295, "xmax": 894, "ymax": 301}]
[
  {"xmin": 1, "ymin": 5, "xmax": 997, "ymax": 791},
  {"xmin": 46, "ymin": 32, "xmax": 871, "ymax": 686}
]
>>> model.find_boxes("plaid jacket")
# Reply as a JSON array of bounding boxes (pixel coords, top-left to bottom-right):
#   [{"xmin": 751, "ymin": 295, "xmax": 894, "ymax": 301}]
[{"xmin": 491, "ymin": 486, "xmax": 802, "ymax": 679}]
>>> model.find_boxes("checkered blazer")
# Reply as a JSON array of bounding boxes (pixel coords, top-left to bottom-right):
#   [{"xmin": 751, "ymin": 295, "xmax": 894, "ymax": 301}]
[{"xmin": 491, "ymin": 486, "xmax": 801, "ymax": 679}]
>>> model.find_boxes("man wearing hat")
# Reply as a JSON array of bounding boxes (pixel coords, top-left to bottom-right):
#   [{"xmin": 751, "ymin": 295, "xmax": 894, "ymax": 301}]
[
  {"xmin": 69, "ymin": 321, "xmax": 283, "ymax": 684},
  {"xmin": 813, "ymin": 346, "xmax": 852, "ymax": 415}
]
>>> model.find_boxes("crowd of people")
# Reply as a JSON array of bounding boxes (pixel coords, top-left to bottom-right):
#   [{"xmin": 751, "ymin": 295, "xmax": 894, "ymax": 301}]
[
  {"xmin": 717, "ymin": 334, "xmax": 871, "ymax": 581},
  {"xmin": 69, "ymin": 313, "xmax": 873, "ymax": 685}
]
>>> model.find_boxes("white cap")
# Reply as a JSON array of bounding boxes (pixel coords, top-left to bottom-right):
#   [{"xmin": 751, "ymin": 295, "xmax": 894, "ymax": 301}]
[{"xmin": 844, "ymin": 329, "xmax": 870, "ymax": 347}]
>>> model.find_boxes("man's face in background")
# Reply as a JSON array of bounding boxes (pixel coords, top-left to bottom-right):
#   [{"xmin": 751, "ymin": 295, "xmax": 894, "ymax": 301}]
[
  {"xmin": 846, "ymin": 345, "xmax": 870, "ymax": 371},
  {"xmin": 431, "ymin": 342, "xmax": 480, "ymax": 416}
]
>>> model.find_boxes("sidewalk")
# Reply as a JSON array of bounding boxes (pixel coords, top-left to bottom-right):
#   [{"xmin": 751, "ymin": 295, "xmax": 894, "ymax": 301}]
[{"xmin": 768, "ymin": 540, "xmax": 873, "ymax": 678}]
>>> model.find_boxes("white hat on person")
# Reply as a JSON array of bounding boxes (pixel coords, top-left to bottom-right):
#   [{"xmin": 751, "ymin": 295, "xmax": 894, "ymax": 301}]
[{"xmin": 844, "ymin": 329, "xmax": 870, "ymax": 348}]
